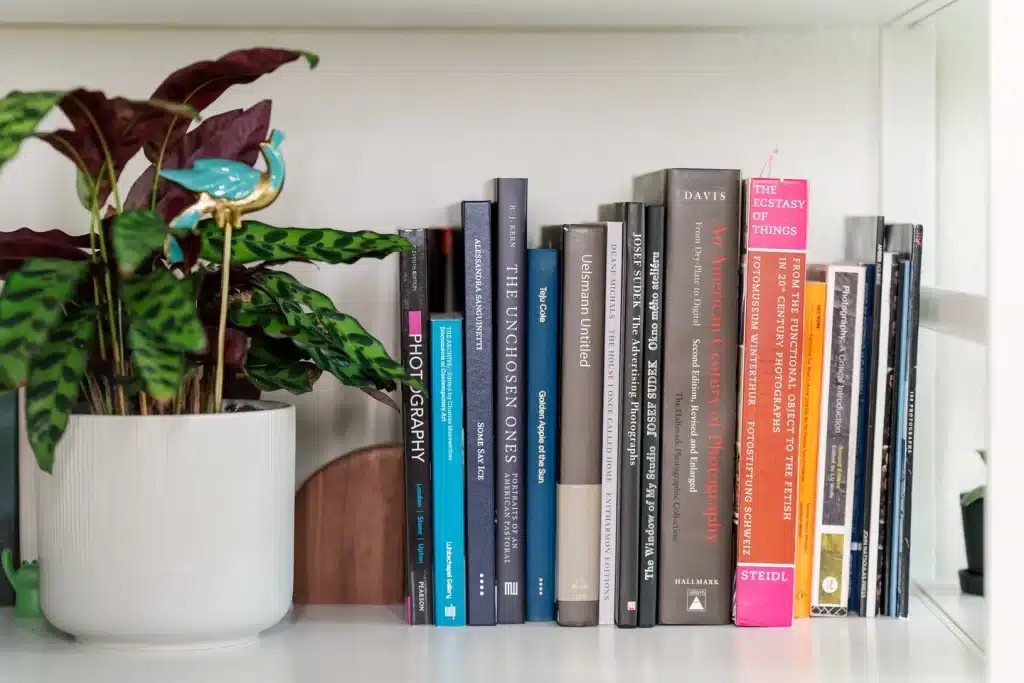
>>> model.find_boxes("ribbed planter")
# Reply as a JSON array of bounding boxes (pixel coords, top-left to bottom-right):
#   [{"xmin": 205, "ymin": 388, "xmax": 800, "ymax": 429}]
[{"xmin": 35, "ymin": 400, "xmax": 295, "ymax": 650}]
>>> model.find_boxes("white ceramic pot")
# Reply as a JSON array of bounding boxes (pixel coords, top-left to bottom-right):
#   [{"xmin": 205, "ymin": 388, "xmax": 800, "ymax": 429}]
[{"xmin": 35, "ymin": 400, "xmax": 295, "ymax": 650}]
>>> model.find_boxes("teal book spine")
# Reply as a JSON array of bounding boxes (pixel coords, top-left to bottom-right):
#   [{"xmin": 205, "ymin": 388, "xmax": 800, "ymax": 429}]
[
  {"xmin": 525, "ymin": 248, "xmax": 559, "ymax": 621},
  {"xmin": 431, "ymin": 314, "xmax": 467, "ymax": 626}
]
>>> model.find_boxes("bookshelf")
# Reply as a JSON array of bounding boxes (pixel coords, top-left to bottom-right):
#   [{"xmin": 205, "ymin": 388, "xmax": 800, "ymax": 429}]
[{"xmin": 0, "ymin": 0, "xmax": 1009, "ymax": 678}]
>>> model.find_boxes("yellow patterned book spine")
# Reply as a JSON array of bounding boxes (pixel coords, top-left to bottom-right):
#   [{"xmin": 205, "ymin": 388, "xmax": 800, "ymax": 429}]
[{"xmin": 793, "ymin": 281, "xmax": 827, "ymax": 618}]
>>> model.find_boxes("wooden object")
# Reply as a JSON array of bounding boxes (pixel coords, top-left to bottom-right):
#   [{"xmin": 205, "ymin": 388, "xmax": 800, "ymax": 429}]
[{"xmin": 293, "ymin": 443, "xmax": 405, "ymax": 605}]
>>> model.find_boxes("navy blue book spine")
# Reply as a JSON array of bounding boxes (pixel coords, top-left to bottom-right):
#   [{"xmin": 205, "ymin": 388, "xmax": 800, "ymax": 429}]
[
  {"xmin": 848, "ymin": 263, "xmax": 874, "ymax": 612},
  {"xmin": 525, "ymin": 248, "xmax": 560, "ymax": 621},
  {"xmin": 493, "ymin": 178, "xmax": 528, "ymax": 623},
  {"xmin": 431, "ymin": 314, "xmax": 467, "ymax": 626},
  {"xmin": 462, "ymin": 201, "xmax": 497, "ymax": 626},
  {"xmin": 398, "ymin": 228, "xmax": 434, "ymax": 625}
]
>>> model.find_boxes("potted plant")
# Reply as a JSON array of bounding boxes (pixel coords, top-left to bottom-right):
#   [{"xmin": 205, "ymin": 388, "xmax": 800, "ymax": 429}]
[
  {"xmin": 959, "ymin": 448, "xmax": 985, "ymax": 597},
  {"xmin": 0, "ymin": 47, "xmax": 418, "ymax": 648}
]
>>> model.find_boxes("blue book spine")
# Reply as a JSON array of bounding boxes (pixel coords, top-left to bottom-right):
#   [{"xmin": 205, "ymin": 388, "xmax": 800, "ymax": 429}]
[
  {"xmin": 431, "ymin": 315, "xmax": 467, "ymax": 626},
  {"xmin": 462, "ymin": 201, "xmax": 496, "ymax": 626},
  {"xmin": 887, "ymin": 260, "xmax": 913, "ymax": 611},
  {"xmin": 848, "ymin": 263, "xmax": 874, "ymax": 612},
  {"xmin": 525, "ymin": 249, "xmax": 560, "ymax": 621}
]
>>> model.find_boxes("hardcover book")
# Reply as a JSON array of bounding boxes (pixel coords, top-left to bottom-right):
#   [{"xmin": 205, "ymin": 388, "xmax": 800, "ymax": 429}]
[
  {"xmin": 526, "ymin": 248, "xmax": 560, "ymax": 622},
  {"xmin": 431, "ymin": 314, "xmax": 467, "ymax": 627},
  {"xmin": 810, "ymin": 265, "xmax": 866, "ymax": 617},
  {"xmin": 598, "ymin": 220, "xmax": 623, "ymax": 626},
  {"xmin": 598, "ymin": 202, "xmax": 646, "ymax": 628},
  {"xmin": 635, "ymin": 168, "xmax": 742, "ymax": 625},
  {"xmin": 794, "ymin": 278, "xmax": 827, "ymax": 618},
  {"xmin": 461, "ymin": 200, "xmax": 497, "ymax": 626},
  {"xmin": 397, "ymin": 228, "xmax": 435, "ymax": 625},
  {"xmin": 638, "ymin": 206, "xmax": 665, "ymax": 628},
  {"xmin": 493, "ymin": 178, "xmax": 528, "ymax": 623},
  {"xmin": 546, "ymin": 224, "xmax": 607, "ymax": 627},
  {"xmin": 734, "ymin": 177, "xmax": 809, "ymax": 627},
  {"xmin": 864, "ymin": 252, "xmax": 900, "ymax": 617}
]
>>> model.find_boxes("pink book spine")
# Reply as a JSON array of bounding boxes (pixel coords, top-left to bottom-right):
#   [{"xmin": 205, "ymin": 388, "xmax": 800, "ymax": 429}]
[{"xmin": 734, "ymin": 177, "xmax": 809, "ymax": 627}]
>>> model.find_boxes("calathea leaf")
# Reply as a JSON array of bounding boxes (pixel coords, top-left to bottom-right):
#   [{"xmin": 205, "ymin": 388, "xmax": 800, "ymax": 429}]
[
  {"xmin": 253, "ymin": 270, "xmax": 335, "ymax": 313},
  {"xmin": 125, "ymin": 101, "xmax": 271, "ymax": 217},
  {"xmin": 113, "ymin": 209, "xmax": 175, "ymax": 274},
  {"xmin": 0, "ymin": 259, "xmax": 90, "ymax": 390},
  {"xmin": 228, "ymin": 289, "xmax": 418, "ymax": 392},
  {"xmin": 144, "ymin": 48, "xmax": 317, "ymax": 162},
  {"xmin": 127, "ymin": 323, "xmax": 184, "ymax": 402},
  {"xmin": 36, "ymin": 90, "xmax": 199, "ymax": 205},
  {"xmin": 25, "ymin": 305, "xmax": 95, "ymax": 474},
  {"xmin": 0, "ymin": 228, "xmax": 90, "ymax": 276},
  {"xmin": 245, "ymin": 361, "xmax": 322, "ymax": 395},
  {"xmin": 0, "ymin": 90, "xmax": 66, "ymax": 174},
  {"xmin": 121, "ymin": 270, "xmax": 207, "ymax": 353},
  {"xmin": 197, "ymin": 220, "xmax": 414, "ymax": 265}
]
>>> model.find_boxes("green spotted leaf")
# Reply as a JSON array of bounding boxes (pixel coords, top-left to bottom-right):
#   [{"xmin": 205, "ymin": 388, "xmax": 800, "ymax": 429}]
[
  {"xmin": 0, "ymin": 259, "xmax": 90, "ymax": 390},
  {"xmin": 246, "ymin": 361, "xmax": 322, "ymax": 395},
  {"xmin": 128, "ymin": 324, "xmax": 184, "ymax": 402},
  {"xmin": 195, "ymin": 220, "xmax": 413, "ymax": 265},
  {"xmin": 113, "ymin": 209, "xmax": 173, "ymax": 274},
  {"xmin": 253, "ymin": 271, "xmax": 335, "ymax": 313},
  {"xmin": 316, "ymin": 311, "xmax": 409, "ymax": 386},
  {"xmin": 121, "ymin": 270, "xmax": 206, "ymax": 353},
  {"xmin": 25, "ymin": 305, "xmax": 95, "ymax": 473},
  {"xmin": 0, "ymin": 90, "xmax": 66, "ymax": 173}
]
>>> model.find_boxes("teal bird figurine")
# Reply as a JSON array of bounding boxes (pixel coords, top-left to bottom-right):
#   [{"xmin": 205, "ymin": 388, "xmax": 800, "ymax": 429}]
[{"xmin": 160, "ymin": 129, "xmax": 288, "ymax": 413}]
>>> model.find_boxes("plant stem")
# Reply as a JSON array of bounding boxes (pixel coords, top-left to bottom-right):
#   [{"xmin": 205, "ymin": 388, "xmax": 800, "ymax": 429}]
[{"xmin": 213, "ymin": 218, "xmax": 234, "ymax": 414}]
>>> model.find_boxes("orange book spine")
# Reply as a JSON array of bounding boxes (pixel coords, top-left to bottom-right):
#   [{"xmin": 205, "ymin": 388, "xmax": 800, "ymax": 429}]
[
  {"xmin": 793, "ymin": 281, "xmax": 827, "ymax": 617},
  {"xmin": 734, "ymin": 177, "xmax": 809, "ymax": 627}
]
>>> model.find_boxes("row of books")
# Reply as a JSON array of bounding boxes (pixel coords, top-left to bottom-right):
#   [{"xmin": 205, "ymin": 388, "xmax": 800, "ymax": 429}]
[
  {"xmin": 793, "ymin": 219, "xmax": 923, "ymax": 620},
  {"xmin": 397, "ymin": 172, "xmax": 921, "ymax": 628}
]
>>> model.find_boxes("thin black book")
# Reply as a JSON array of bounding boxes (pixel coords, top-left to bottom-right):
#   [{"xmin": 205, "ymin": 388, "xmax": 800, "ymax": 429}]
[
  {"xmin": 638, "ymin": 205, "xmax": 665, "ymax": 628},
  {"xmin": 598, "ymin": 202, "xmax": 646, "ymax": 628},
  {"xmin": 397, "ymin": 227, "xmax": 435, "ymax": 625},
  {"xmin": 493, "ymin": 177, "xmax": 528, "ymax": 623}
]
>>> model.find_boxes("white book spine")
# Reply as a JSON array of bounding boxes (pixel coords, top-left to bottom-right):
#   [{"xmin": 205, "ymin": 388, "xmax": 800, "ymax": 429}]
[
  {"xmin": 864, "ymin": 253, "xmax": 896, "ymax": 618},
  {"xmin": 599, "ymin": 221, "xmax": 622, "ymax": 626},
  {"xmin": 810, "ymin": 265, "xmax": 866, "ymax": 616}
]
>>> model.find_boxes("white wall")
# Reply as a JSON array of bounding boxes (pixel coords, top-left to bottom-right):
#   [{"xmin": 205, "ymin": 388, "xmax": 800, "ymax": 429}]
[
  {"xmin": 0, "ymin": 28, "xmax": 882, "ymax": 541},
  {"xmin": 925, "ymin": 0, "xmax": 989, "ymax": 586}
]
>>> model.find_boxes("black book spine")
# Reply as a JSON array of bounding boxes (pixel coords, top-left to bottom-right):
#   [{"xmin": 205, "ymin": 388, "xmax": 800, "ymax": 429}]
[
  {"xmin": 878, "ymin": 257, "xmax": 905, "ymax": 615},
  {"xmin": 398, "ymin": 228, "xmax": 435, "ymax": 625},
  {"xmin": 599, "ymin": 203, "xmax": 645, "ymax": 628},
  {"xmin": 493, "ymin": 178, "xmax": 528, "ymax": 623},
  {"xmin": 896, "ymin": 225, "xmax": 923, "ymax": 619},
  {"xmin": 462, "ymin": 201, "xmax": 497, "ymax": 626},
  {"xmin": 638, "ymin": 205, "xmax": 665, "ymax": 628},
  {"xmin": 858, "ymin": 217, "xmax": 887, "ymax": 617}
]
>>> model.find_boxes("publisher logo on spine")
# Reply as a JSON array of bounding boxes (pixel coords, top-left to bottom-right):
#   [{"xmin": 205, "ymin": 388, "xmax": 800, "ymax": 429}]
[{"xmin": 686, "ymin": 588, "xmax": 707, "ymax": 612}]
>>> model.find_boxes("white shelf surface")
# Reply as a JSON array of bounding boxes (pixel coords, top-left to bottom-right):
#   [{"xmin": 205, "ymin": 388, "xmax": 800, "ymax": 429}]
[
  {"xmin": 918, "ymin": 583, "xmax": 987, "ymax": 653},
  {"xmin": 1, "ymin": 0, "xmax": 930, "ymax": 29},
  {"xmin": 0, "ymin": 598, "xmax": 984, "ymax": 683}
]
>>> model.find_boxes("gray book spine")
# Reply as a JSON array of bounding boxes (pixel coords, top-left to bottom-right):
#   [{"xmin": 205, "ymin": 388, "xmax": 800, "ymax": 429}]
[
  {"xmin": 462, "ymin": 200, "xmax": 497, "ymax": 626},
  {"xmin": 549, "ymin": 224, "xmax": 607, "ymax": 627},
  {"xmin": 634, "ymin": 168, "xmax": 742, "ymax": 625},
  {"xmin": 493, "ymin": 178, "xmax": 527, "ymax": 623}
]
